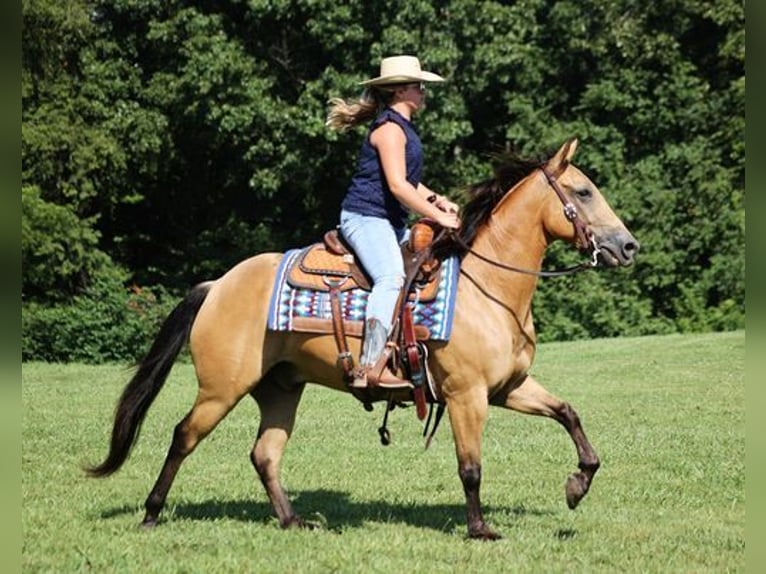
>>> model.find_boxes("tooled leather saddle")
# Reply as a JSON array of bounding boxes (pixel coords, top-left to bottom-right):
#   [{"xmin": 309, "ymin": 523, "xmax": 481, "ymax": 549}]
[
  {"xmin": 285, "ymin": 219, "xmax": 444, "ymax": 420},
  {"xmin": 286, "ymin": 223, "xmax": 442, "ymax": 302}
]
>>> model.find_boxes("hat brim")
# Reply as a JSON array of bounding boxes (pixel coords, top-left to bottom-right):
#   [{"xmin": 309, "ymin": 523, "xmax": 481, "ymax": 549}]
[{"xmin": 360, "ymin": 70, "xmax": 445, "ymax": 86}]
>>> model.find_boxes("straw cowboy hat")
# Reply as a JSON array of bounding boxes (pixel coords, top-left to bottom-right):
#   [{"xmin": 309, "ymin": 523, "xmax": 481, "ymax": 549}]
[{"xmin": 360, "ymin": 55, "xmax": 445, "ymax": 86}]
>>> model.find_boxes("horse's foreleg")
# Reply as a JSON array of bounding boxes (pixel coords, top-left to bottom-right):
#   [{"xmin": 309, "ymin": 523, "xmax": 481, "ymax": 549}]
[
  {"xmin": 495, "ymin": 374, "xmax": 600, "ymax": 509},
  {"xmin": 447, "ymin": 388, "xmax": 500, "ymax": 540},
  {"xmin": 251, "ymin": 377, "xmax": 307, "ymax": 529},
  {"xmin": 143, "ymin": 396, "xmax": 239, "ymax": 527}
]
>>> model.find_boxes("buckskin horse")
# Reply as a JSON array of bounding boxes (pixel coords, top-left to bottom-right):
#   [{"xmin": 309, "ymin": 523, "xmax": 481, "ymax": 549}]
[{"xmin": 86, "ymin": 138, "xmax": 639, "ymax": 539}]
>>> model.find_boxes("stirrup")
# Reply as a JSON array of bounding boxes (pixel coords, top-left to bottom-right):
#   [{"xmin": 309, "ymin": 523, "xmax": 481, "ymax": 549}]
[
  {"xmin": 366, "ymin": 346, "xmax": 412, "ymax": 389},
  {"xmin": 348, "ymin": 365, "xmax": 410, "ymax": 390},
  {"xmin": 368, "ymin": 365, "xmax": 412, "ymax": 390}
]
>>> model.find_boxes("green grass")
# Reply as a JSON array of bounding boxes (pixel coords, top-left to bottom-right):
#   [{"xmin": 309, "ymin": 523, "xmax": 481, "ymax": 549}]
[{"xmin": 22, "ymin": 331, "xmax": 744, "ymax": 573}]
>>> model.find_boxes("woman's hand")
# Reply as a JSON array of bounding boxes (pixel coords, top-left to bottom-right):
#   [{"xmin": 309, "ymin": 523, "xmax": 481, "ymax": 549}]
[
  {"xmin": 426, "ymin": 193, "xmax": 460, "ymax": 229},
  {"xmin": 435, "ymin": 210, "xmax": 461, "ymax": 230},
  {"xmin": 435, "ymin": 196, "xmax": 460, "ymax": 214}
]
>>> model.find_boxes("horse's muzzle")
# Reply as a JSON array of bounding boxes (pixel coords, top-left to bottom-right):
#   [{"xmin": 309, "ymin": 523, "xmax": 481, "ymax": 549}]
[{"xmin": 596, "ymin": 230, "xmax": 640, "ymax": 267}]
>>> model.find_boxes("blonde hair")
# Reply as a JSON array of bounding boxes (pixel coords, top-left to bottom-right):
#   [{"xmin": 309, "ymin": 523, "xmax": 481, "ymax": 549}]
[{"xmin": 325, "ymin": 87, "xmax": 398, "ymax": 132}]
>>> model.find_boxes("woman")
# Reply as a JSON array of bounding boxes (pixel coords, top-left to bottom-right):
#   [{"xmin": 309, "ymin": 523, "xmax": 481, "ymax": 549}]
[{"xmin": 326, "ymin": 55, "xmax": 461, "ymax": 389}]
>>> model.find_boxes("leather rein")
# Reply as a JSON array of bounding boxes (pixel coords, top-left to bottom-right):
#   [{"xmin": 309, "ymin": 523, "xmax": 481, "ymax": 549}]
[{"xmin": 448, "ymin": 165, "xmax": 602, "ymax": 277}]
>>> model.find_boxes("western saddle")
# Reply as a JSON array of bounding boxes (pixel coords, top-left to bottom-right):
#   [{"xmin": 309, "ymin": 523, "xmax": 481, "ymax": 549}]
[{"xmin": 285, "ymin": 219, "xmax": 445, "ymax": 420}]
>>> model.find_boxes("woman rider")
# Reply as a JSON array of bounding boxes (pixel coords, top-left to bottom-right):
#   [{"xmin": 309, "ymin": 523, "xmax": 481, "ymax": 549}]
[{"xmin": 326, "ymin": 55, "xmax": 461, "ymax": 388}]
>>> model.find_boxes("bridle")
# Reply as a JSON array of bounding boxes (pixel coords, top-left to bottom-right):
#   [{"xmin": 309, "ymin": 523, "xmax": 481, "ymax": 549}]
[
  {"xmin": 448, "ymin": 165, "xmax": 602, "ymax": 277},
  {"xmin": 541, "ymin": 165, "xmax": 596, "ymax": 257}
]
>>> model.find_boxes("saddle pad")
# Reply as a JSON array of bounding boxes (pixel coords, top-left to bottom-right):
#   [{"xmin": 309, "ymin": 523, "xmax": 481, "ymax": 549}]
[{"xmin": 267, "ymin": 249, "xmax": 460, "ymax": 341}]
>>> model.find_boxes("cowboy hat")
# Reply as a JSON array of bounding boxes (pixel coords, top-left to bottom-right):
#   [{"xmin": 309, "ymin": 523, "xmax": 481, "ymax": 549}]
[{"xmin": 360, "ymin": 55, "xmax": 445, "ymax": 86}]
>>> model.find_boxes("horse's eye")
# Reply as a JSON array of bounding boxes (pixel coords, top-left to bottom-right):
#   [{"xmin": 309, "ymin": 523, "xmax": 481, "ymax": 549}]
[{"xmin": 575, "ymin": 188, "xmax": 592, "ymax": 200}]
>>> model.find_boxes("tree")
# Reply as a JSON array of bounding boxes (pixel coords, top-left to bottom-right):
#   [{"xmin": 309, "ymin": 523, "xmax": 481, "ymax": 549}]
[{"xmin": 22, "ymin": 0, "xmax": 745, "ymax": 361}]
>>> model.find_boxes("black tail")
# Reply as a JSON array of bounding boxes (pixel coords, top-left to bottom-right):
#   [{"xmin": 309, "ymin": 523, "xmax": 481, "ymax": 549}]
[{"xmin": 85, "ymin": 282, "xmax": 213, "ymax": 477}]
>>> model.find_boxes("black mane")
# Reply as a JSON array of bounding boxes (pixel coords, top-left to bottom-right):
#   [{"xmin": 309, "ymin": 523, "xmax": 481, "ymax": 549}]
[{"xmin": 433, "ymin": 150, "xmax": 544, "ymax": 259}]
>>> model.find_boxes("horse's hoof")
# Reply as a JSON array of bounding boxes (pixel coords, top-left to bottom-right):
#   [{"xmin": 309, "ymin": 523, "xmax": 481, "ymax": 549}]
[
  {"xmin": 140, "ymin": 516, "xmax": 158, "ymax": 529},
  {"xmin": 282, "ymin": 516, "xmax": 319, "ymax": 530},
  {"xmin": 565, "ymin": 472, "xmax": 589, "ymax": 509},
  {"xmin": 468, "ymin": 524, "xmax": 502, "ymax": 541}
]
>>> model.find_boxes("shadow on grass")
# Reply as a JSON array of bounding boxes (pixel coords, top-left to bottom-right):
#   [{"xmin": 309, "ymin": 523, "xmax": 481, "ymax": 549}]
[{"xmin": 99, "ymin": 489, "xmax": 554, "ymax": 534}]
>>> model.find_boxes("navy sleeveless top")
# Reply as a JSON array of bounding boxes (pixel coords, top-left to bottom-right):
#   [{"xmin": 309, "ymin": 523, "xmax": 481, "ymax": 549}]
[{"xmin": 341, "ymin": 108, "xmax": 423, "ymax": 229}]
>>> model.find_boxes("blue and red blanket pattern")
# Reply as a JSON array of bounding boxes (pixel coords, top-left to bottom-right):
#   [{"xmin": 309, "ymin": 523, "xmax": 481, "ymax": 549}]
[{"xmin": 267, "ymin": 249, "xmax": 460, "ymax": 341}]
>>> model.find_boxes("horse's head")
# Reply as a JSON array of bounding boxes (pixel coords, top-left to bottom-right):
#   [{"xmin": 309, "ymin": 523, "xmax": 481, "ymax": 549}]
[{"xmin": 540, "ymin": 138, "xmax": 639, "ymax": 267}]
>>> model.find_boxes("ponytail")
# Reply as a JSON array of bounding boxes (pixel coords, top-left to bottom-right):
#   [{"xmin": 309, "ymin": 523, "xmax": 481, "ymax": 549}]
[{"xmin": 325, "ymin": 87, "xmax": 396, "ymax": 132}]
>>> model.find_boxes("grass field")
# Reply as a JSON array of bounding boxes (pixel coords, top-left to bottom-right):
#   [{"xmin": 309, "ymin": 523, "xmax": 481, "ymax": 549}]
[{"xmin": 22, "ymin": 331, "xmax": 744, "ymax": 573}]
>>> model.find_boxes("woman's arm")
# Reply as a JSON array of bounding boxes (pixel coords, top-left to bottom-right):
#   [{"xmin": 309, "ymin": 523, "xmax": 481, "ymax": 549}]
[
  {"xmin": 416, "ymin": 183, "xmax": 460, "ymax": 214},
  {"xmin": 371, "ymin": 123, "xmax": 460, "ymax": 228}
]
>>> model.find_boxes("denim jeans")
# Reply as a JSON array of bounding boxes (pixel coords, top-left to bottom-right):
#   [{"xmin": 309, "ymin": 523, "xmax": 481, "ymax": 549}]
[{"xmin": 340, "ymin": 209, "xmax": 407, "ymax": 332}]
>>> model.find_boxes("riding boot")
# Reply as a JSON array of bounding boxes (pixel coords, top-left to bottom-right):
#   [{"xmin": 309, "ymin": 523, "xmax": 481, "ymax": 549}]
[{"xmin": 351, "ymin": 318, "xmax": 410, "ymax": 389}]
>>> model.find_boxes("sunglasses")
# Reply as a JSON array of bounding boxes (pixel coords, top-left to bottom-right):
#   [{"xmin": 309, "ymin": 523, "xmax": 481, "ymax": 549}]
[{"xmin": 385, "ymin": 82, "xmax": 426, "ymax": 94}]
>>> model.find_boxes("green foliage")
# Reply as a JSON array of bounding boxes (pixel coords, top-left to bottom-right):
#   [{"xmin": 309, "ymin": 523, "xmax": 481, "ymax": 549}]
[
  {"xmin": 22, "ymin": 272, "xmax": 178, "ymax": 363},
  {"xmin": 532, "ymin": 257, "xmax": 672, "ymax": 343},
  {"xmin": 21, "ymin": 0, "xmax": 745, "ymax": 352},
  {"xmin": 21, "ymin": 185, "xmax": 112, "ymax": 299}
]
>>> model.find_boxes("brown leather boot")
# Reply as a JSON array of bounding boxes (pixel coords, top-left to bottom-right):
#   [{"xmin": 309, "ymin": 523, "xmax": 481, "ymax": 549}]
[
  {"xmin": 350, "ymin": 319, "xmax": 411, "ymax": 389},
  {"xmin": 366, "ymin": 343, "xmax": 411, "ymax": 389}
]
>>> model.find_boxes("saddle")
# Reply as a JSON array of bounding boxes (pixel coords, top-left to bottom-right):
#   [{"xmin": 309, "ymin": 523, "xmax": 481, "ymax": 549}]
[
  {"xmin": 285, "ymin": 219, "xmax": 445, "ymax": 421},
  {"xmin": 286, "ymin": 223, "xmax": 442, "ymax": 302}
]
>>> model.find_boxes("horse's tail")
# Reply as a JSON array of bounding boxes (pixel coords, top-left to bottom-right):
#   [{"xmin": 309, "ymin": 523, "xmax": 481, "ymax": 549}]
[{"xmin": 85, "ymin": 281, "xmax": 213, "ymax": 478}]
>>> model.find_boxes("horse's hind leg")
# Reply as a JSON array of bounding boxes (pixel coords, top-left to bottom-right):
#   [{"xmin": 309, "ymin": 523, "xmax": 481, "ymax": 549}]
[
  {"xmin": 494, "ymin": 374, "xmax": 600, "ymax": 509},
  {"xmin": 142, "ymin": 392, "xmax": 242, "ymax": 527},
  {"xmin": 250, "ymin": 366, "xmax": 307, "ymax": 529}
]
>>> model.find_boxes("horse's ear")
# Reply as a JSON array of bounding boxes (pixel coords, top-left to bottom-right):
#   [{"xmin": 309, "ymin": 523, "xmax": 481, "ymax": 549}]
[
  {"xmin": 546, "ymin": 138, "xmax": 579, "ymax": 177},
  {"xmin": 563, "ymin": 137, "xmax": 578, "ymax": 161}
]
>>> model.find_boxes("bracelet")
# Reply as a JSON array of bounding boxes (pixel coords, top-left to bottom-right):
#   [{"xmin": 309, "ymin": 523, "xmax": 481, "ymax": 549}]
[{"xmin": 427, "ymin": 194, "xmax": 438, "ymax": 204}]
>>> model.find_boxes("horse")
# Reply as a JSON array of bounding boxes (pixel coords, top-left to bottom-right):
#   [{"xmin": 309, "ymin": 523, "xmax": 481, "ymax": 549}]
[{"xmin": 86, "ymin": 138, "xmax": 639, "ymax": 540}]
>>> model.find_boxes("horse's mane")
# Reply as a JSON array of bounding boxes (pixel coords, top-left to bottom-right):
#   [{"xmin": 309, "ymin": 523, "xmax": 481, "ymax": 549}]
[{"xmin": 433, "ymin": 149, "xmax": 545, "ymax": 259}]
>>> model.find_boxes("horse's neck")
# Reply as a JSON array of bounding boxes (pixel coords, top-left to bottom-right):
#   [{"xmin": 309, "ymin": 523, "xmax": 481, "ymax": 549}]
[
  {"xmin": 474, "ymin": 181, "xmax": 548, "ymax": 270},
  {"xmin": 461, "ymin": 181, "xmax": 549, "ymax": 316}
]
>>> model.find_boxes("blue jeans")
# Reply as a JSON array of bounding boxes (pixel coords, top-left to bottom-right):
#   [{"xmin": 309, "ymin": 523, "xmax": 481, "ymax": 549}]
[{"xmin": 340, "ymin": 209, "xmax": 406, "ymax": 332}]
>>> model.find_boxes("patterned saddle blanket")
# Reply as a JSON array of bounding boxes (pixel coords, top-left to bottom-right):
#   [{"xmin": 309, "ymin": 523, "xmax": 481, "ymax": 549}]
[{"xmin": 267, "ymin": 248, "xmax": 460, "ymax": 341}]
